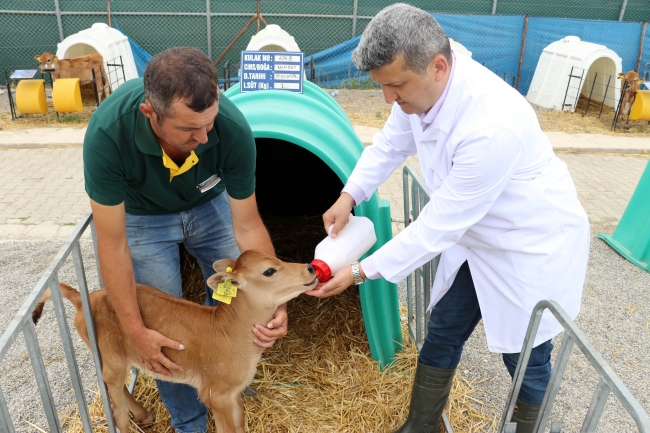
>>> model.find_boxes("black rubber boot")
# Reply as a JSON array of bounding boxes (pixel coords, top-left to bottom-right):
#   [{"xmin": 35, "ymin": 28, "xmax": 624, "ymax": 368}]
[
  {"xmin": 392, "ymin": 361, "xmax": 456, "ymax": 433},
  {"xmin": 512, "ymin": 398, "xmax": 541, "ymax": 433}
]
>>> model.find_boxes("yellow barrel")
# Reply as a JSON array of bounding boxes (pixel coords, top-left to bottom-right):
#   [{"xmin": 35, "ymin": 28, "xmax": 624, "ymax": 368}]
[
  {"xmin": 16, "ymin": 79, "xmax": 48, "ymax": 114},
  {"xmin": 52, "ymin": 78, "xmax": 83, "ymax": 113},
  {"xmin": 630, "ymin": 90, "xmax": 650, "ymax": 121}
]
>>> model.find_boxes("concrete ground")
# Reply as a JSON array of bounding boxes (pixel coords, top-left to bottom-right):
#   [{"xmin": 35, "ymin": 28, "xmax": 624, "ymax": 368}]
[
  {"xmin": 0, "ymin": 126, "xmax": 649, "ymax": 431},
  {"xmin": 1, "ymin": 126, "xmax": 648, "ymax": 240}
]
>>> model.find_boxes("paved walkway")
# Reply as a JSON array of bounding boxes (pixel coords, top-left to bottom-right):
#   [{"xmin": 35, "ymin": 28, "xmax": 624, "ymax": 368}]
[{"xmin": 0, "ymin": 127, "xmax": 648, "ymax": 240}]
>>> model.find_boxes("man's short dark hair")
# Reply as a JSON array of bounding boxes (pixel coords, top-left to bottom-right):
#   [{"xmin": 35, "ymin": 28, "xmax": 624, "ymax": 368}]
[{"xmin": 143, "ymin": 47, "xmax": 220, "ymax": 120}]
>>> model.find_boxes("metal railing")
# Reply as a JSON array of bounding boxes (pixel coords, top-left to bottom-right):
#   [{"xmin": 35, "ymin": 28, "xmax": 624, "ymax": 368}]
[
  {"xmin": 402, "ymin": 166, "xmax": 439, "ymax": 351},
  {"xmin": 402, "ymin": 165, "xmax": 650, "ymax": 432},
  {"xmin": 562, "ymin": 66, "xmax": 622, "ymax": 118},
  {"xmin": 402, "ymin": 165, "xmax": 451, "ymax": 432},
  {"xmin": 0, "ymin": 210, "xmax": 124, "ymax": 433},
  {"xmin": 482, "ymin": 62, "xmax": 517, "ymax": 88},
  {"xmin": 500, "ymin": 300, "xmax": 650, "ymax": 433},
  {"xmin": 560, "ymin": 66, "xmax": 650, "ymax": 131}
]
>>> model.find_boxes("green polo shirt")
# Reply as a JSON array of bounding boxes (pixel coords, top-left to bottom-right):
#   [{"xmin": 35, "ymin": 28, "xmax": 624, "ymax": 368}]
[{"xmin": 83, "ymin": 78, "xmax": 256, "ymax": 215}]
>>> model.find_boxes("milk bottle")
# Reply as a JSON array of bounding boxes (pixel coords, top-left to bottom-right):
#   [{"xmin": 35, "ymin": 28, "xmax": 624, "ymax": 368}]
[{"xmin": 310, "ymin": 215, "xmax": 377, "ymax": 281}]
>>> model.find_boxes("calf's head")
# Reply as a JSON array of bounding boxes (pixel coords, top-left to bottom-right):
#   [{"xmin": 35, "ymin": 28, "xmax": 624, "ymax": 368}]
[
  {"xmin": 34, "ymin": 52, "xmax": 58, "ymax": 72},
  {"xmin": 619, "ymin": 70, "xmax": 641, "ymax": 94},
  {"xmin": 207, "ymin": 250, "xmax": 318, "ymax": 307}
]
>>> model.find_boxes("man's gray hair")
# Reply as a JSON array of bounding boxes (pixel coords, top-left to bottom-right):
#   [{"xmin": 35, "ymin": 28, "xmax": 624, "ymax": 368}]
[{"xmin": 352, "ymin": 3, "xmax": 451, "ymax": 74}]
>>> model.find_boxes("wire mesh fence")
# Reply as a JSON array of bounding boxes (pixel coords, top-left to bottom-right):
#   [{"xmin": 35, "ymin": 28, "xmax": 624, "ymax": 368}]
[{"xmin": 1, "ymin": 0, "xmax": 649, "ymax": 94}]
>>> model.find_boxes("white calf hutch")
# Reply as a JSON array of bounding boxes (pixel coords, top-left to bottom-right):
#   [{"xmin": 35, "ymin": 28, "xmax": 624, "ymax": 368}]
[{"xmin": 526, "ymin": 36, "xmax": 622, "ymax": 111}]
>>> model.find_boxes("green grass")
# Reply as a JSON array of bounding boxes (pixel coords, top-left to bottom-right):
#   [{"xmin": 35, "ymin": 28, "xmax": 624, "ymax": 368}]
[
  {"xmin": 342, "ymin": 76, "xmax": 381, "ymax": 90},
  {"xmin": 57, "ymin": 114, "xmax": 82, "ymax": 123}
]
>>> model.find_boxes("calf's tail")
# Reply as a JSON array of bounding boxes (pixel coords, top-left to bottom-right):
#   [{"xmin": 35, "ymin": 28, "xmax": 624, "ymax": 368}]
[{"xmin": 32, "ymin": 283, "xmax": 83, "ymax": 325}]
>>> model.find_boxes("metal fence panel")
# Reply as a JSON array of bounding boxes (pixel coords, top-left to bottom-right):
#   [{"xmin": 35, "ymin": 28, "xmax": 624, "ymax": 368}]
[
  {"xmin": 499, "ymin": 300, "xmax": 650, "ymax": 433},
  {"xmin": 357, "ymin": 0, "xmax": 493, "ymax": 16},
  {"xmin": 402, "ymin": 166, "xmax": 439, "ymax": 350},
  {"xmin": 3, "ymin": 0, "xmax": 54, "ymax": 11},
  {"xmin": 59, "ymin": 0, "xmax": 106, "ymax": 13},
  {"xmin": 23, "ymin": 321, "xmax": 62, "ymax": 433},
  {"xmin": 261, "ymin": 0, "xmax": 355, "ymax": 15},
  {"xmin": 0, "ymin": 212, "xmax": 113, "ymax": 433},
  {"xmin": 402, "ymin": 165, "xmax": 450, "ymax": 431},
  {"xmin": 623, "ymin": 0, "xmax": 650, "ymax": 22},
  {"xmin": 118, "ymin": 14, "xmax": 209, "ymax": 56},
  {"xmin": 105, "ymin": 0, "xmax": 206, "ymax": 13},
  {"xmin": 2, "ymin": 0, "xmax": 650, "ymax": 85},
  {"xmin": 0, "ymin": 384, "xmax": 15, "ymax": 433},
  {"xmin": 497, "ymin": 0, "xmax": 623, "ymax": 21},
  {"xmin": 0, "ymin": 13, "xmax": 61, "ymax": 72},
  {"xmin": 60, "ymin": 13, "xmax": 105, "ymax": 36},
  {"xmin": 210, "ymin": 15, "xmax": 273, "ymax": 68}
]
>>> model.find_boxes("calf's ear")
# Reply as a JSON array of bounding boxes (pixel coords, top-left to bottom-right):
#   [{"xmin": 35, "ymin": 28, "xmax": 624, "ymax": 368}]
[
  {"xmin": 34, "ymin": 55, "xmax": 41, "ymax": 61},
  {"xmin": 53, "ymin": 56, "xmax": 58, "ymax": 61},
  {"xmin": 207, "ymin": 271, "xmax": 242, "ymax": 290},
  {"xmin": 213, "ymin": 259, "xmax": 236, "ymax": 273}
]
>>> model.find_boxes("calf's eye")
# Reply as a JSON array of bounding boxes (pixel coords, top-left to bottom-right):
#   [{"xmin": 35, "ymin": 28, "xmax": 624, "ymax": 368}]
[{"xmin": 263, "ymin": 268, "xmax": 276, "ymax": 277}]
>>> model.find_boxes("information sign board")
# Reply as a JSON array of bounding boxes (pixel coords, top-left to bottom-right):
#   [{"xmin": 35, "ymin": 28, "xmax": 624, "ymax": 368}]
[
  {"xmin": 240, "ymin": 51, "xmax": 303, "ymax": 93},
  {"xmin": 10, "ymin": 70, "xmax": 39, "ymax": 79}
]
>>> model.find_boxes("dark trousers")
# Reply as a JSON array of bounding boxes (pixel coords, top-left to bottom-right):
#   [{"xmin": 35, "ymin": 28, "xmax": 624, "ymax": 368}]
[{"xmin": 418, "ymin": 261, "xmax": 553, "ymax": 404}]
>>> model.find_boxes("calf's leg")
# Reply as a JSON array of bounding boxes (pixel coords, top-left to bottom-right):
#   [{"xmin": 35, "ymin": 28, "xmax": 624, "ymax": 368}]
[
  {"xmin": 207, "ymin": 392, "xmax": 246, "ymax": 433},
  {"xmin": 122, "ymin": 384, "xmax": 154, "ymax": 426},
  {"xmin": 103, "ymin": 368, "xmax": 130, "ymax": 433}
]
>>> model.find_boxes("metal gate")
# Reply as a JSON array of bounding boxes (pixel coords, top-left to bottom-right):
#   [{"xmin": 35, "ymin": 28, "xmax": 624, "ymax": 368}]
[
  {"xmin": 402, "ymin": 165, "xmax": 452, "ymax": 432},
  {"xmin": 402, "ymin": 165, "xmax": 650, "ymax": 432},
  {"xmin": 402, "ymin": 165, "xmax": 439, "ymax": 350},
  {"xmin": 500, "ymin": 300, "xmax": 650, "ymax": 433},
  {"xmin": 0, "ymin": 210, "xmax": 122, "ymax": 433}
]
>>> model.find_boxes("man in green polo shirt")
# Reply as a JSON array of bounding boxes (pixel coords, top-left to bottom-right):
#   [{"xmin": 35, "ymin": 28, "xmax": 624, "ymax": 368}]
[{"xmin": 84, "ymin": 47, "xmax": 285, "ymax": 433}]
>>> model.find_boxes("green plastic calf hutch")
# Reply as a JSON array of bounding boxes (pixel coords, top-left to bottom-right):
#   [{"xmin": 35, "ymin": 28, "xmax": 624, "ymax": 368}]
[{"xmin": 225, "ymin": 81, "xmax": 402, "ymax": 367}]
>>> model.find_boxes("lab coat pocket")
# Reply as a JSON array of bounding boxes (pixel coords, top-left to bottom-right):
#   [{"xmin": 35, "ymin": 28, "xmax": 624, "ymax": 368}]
[{"xmin": 496, "ymin": 216, "xmax": 568, "ymax": 283}]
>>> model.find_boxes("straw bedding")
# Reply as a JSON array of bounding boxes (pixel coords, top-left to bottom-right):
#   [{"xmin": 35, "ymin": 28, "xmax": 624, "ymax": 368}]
[{"xmin": 64, "ymin": 215, "xmax": 497, "ymax": 432}]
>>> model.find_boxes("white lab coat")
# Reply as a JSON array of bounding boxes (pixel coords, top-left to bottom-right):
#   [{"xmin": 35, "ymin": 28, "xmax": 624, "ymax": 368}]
[{"xmin": 349, "ymin": 52, "xmax": 590, "ymax": 353}]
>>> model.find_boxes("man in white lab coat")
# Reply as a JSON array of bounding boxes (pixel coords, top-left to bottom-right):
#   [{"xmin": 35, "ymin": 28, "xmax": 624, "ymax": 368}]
[{"xmin": 306, "ymin": 4, "xmax": 590, "ymax": 432}]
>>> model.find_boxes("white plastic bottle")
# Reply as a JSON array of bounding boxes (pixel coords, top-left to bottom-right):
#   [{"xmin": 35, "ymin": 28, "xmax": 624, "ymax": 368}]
[{"xmin": 310, "ymin": 215, "xmax": 377, "ymax": 281}]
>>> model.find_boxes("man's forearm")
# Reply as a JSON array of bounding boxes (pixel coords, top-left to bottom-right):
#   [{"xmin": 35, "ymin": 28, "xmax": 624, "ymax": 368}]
[
  {"xmin": 234, "ymin": 220, "xmax": 275, "ymax": 256},
  {"xmin": 97, "ymin": 240, "xmax": 144, "ymax": 335}
]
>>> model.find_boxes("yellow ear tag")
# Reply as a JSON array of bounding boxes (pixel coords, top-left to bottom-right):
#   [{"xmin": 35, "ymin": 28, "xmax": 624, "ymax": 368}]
[{"xmin": 212, "ymin": 267, "xmax": 237, "ymax": 304}]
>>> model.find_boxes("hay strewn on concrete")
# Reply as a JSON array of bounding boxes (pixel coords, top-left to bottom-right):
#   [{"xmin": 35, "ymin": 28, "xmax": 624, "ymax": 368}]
[
  {"xmin": 65, "ymin": 284, "xmax": 496, "ymax": 432},
  {"xmin": 331, "ymin": 89, "xmax": 650, "ymax": 137},
  {"xmin": 63, "ymin": 215, "xmax": 497, "ymax": 432},
  {"xmin": 536, "ymin": 94, "xmax": 650, "ymax": 136}
]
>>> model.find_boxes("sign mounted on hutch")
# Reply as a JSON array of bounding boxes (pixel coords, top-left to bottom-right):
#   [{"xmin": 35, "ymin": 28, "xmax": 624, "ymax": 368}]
[{"xmin": 240, "ymin": 51, "xmax": 304, "ymax": 94}]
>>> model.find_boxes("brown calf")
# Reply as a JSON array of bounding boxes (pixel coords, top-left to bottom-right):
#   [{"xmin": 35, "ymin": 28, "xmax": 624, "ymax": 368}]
[
  {"xmin": 34, "ymin": 51, "xmax": 111, "ymax": 103},
  {"xmin": 32, "ymin": 250, "xmax": 318, "ymax": 433},
  {"xmin": 616, "ymin": 70, "xmax": 642, "ymax": 129}
]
